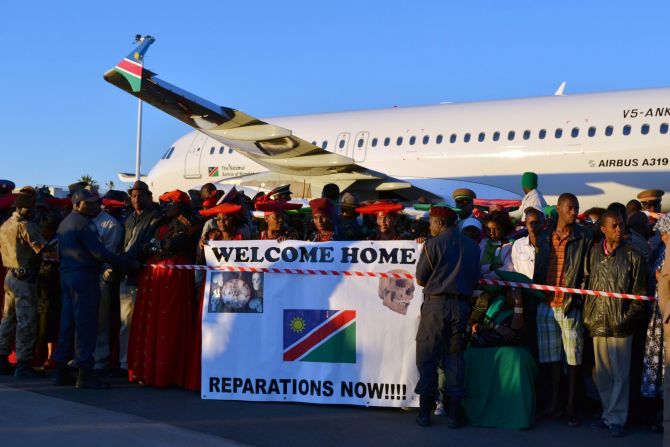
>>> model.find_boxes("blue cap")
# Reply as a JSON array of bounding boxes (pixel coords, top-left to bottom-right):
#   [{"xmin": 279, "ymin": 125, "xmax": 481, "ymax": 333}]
[{"xmin": 71, "ymin": 188, "xmax": 98, "ymax": 205}]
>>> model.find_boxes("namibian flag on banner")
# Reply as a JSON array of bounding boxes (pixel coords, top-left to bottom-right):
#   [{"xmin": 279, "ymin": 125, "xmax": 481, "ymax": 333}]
[{"xmin": 283, "ymin": 310, "xmax": 356, "ymax": 363}]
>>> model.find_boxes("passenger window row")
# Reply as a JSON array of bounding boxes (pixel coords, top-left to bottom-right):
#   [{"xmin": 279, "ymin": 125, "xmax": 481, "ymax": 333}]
[
  {"xmin": 209, "ymin": 146, "xmax": 234, "ymax": 155},
  {"xmin": 307, "ymin": 122, "xmax": 669, "ymax": 150}
]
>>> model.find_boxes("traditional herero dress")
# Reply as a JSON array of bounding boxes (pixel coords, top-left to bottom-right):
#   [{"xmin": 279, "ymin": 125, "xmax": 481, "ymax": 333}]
[{"xmin": 128, "ymin": 218, "xmax": 198, "ymax": 389}]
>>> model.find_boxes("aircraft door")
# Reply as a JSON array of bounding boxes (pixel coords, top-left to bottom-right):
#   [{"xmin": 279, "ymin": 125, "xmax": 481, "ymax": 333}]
[
  {"xmin": 351, "ymin": 131, "xmax": 369, "ymax": 162},
  {"xmin": 335, "ymin": 132, "xmax": 350, "ymax": 156},
  {"xmin": 184, "ymin": 132, "xmax": 207, "ymax": 178}
]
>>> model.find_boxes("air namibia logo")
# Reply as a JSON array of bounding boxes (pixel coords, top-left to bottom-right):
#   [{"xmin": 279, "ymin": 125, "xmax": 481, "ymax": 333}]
[
  {"xmin": 208, "ymin": 166, "xmax": 219, "ymax": 177},
  {"xmin": 114, "ymin": 57, "xmax": 143, "ymax": 93},
  {"xmin": 283, "ymin": 309, "xmax": 356, "ymax": 363}
]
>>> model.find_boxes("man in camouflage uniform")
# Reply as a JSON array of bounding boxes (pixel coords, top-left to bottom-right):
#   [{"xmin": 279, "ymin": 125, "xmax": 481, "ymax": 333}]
[{"xmin": 0, "ymin": 193, "xmax": 47, "ymax": 378}]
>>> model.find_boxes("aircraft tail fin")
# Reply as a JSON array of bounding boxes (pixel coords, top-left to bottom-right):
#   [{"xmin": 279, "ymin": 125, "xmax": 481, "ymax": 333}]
[
  {"xmin": 554, "ymin": 81, "xmax": 566, "ymax": 96},
  {"xmin": 111, "ymin": 35, "xmax": 155, "ymax": 93}
]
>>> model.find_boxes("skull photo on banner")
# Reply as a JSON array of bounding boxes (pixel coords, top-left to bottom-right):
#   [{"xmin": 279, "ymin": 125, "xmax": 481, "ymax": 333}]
[{"xmin": 378, "ymin": 269, "xmax": 415, "ymax": 315}]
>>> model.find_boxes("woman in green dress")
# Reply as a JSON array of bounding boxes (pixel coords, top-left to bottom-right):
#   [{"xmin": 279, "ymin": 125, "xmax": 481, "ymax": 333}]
[{"xmin": 464, "ymin": 270, "xmax": 539, "ymax": 429}]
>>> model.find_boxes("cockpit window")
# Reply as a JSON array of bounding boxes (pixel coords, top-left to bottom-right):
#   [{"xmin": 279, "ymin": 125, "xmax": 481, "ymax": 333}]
[{"xmin": 162, "ymin": 147, "xmax": 174, "ymax": 159}]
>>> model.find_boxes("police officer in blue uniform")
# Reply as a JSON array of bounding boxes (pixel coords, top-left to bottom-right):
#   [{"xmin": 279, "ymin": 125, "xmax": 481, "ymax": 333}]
[
  {"xmin": 414, "ymin": 206, "xmax": 481, "ymax": 427},
  {"xmin": 54, "ymin": 189, "xmax": 139, "ymax": 388}
]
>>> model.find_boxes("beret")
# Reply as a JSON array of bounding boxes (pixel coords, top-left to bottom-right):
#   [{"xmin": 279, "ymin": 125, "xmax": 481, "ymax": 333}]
[{"xmin": 309, "ymin": 198, "xmax": 335, "ymax": 215}]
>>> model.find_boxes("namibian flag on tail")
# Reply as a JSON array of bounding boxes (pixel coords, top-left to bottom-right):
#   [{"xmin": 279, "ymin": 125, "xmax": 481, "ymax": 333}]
[
  {"xmin": 283, "ymin": 310, "xmax": 356, "ymax": 363},
  {"xmin": 113, "ymin": 35, "xmax": 155, "ymax": 93}
]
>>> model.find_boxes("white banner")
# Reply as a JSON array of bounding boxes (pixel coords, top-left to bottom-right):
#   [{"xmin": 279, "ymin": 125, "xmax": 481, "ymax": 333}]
[{"xmin": 201, "ymin": 240, "xmax": 421, "ymax": 407}]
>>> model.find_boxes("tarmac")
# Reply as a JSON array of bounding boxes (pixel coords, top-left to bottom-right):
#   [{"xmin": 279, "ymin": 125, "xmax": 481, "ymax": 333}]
[{"xmin": 0, "ymin": 373, "xmax": 662, "ymax": 447}]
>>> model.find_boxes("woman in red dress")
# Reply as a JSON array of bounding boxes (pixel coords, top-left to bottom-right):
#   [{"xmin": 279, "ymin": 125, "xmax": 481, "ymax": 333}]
[{"xmin": 128, "ymin": 190, "xmax": 199, "ymax": 389}]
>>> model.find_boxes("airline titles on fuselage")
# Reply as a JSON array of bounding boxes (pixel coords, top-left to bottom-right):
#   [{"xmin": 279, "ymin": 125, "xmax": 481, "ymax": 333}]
[{"xmin": 208, "ymin": 164, "xmax": 256, "ymax": 178}]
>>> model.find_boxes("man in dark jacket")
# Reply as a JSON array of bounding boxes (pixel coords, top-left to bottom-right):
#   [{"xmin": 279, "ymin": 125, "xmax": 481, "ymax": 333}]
[
  {"xmin": 414, "ymin": 206, "xmax": 480, "ymax": 428},
  {"xmin": 583, "ymin": 211, "xmax": 646, "ymax": 437},
  {"xmin": 54, "ymin": 189, "xmax": 139, "ymax": 388},
  {"xmin": 535, "ymin": 193, "xmax": 593, "ymax": 426},
  {"xmin": 118, "ymin": 181, "xmax": 161, "ymax": 372}
]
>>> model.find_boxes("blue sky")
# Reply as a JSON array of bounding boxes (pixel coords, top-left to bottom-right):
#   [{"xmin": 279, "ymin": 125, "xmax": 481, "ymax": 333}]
[{"xmin": 2, "ymin": 1, "xmax": 669, "ymax": 190}]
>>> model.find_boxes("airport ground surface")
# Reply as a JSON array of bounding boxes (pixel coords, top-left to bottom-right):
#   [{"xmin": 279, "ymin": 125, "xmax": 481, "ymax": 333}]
[{"xmin": 0, "ymin": 373, "xmax": 660, "ymax": 447}]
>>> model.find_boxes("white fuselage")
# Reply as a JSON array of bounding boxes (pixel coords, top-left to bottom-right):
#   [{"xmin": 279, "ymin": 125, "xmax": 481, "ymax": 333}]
[{"xmin": 145, "ymin": 87, "xmax": 670, "ymax": 210}]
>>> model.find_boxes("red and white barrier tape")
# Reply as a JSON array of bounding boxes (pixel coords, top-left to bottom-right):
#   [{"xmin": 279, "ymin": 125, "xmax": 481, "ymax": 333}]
[
  {"xmin": 479, "ymin": 278, "xmax": 655, "ymax": 302},
  {"xmin": 148, "ymin": 263, "xmax": 414, "ymax": 279},
  {"xmin": 146, "ymin": 264, "xmax": 655, "ymax": 301}
]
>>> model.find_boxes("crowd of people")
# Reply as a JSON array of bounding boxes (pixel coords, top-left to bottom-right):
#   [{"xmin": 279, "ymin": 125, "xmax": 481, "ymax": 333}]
[{"xmin": 0, "ymin": 173, "xmax": 668, "ymax": 440}]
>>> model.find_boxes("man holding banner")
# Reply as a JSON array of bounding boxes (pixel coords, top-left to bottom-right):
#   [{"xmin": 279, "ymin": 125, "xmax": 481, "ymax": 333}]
[{"xmin": 414, "ymin": 206, "xmax": 481, "ymax": 428}]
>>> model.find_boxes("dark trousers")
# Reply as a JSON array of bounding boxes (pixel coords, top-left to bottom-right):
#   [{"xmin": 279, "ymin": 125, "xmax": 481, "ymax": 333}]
[
  {"xmin": 415, "ymin": 296, "xmax": 470, "ymax": 398},
  {"xmin": 54, "ymin": 272, "xmax": 101, "ymax": 369}
]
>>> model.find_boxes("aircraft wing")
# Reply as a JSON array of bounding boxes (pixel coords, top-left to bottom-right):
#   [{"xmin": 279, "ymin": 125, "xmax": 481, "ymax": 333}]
[{"xmin": 103, "ymin": 39, "xmax": 398, "ymax": 184}]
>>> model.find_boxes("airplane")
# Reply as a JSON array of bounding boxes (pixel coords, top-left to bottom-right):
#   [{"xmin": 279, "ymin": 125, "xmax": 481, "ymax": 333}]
[{"xmin": 106, "ymin": 37, "xmax": 670, "ymax": 212}]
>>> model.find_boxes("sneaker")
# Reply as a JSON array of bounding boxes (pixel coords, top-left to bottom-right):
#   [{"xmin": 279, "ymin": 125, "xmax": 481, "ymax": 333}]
[
  {"xmin": 434, "ymin": 401, "xmax": 446, "ymax": 416},
  {"xmin": 609, "ymin": 424, "xmax": 625, "ymax": 438},
  {"xmin": 590, "ymin": 418, "xmax": 609, "ymax": 430}
]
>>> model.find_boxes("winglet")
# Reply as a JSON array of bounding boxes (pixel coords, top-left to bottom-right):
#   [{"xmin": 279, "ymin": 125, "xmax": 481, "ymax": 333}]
[
  {"xmin": 112, "ymin": 35, "xmax": 155, "ymax": 93},
  {"xmin": 554, "ymin": 81, "xmax": 566, "ymax": 96}
]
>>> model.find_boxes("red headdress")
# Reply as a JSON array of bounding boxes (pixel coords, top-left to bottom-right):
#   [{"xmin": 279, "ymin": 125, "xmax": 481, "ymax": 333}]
[
  {"xmin": 355, "ymin": 200, "xmax": 404, "ymax": 215},
  {"xmin": 102, "ymin": 198, "xmax": 127, "ymax": 209},
  {"xmin": 199, "ymin": 203, "xmax": 242, "ymax": 217},
  {"xmin": 159, "ymin": 189, "xmax": 191, "ymax": 205},
  {"xmin": 254, "ymin": 194, "xmax": 302, "ymax": 215}
]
